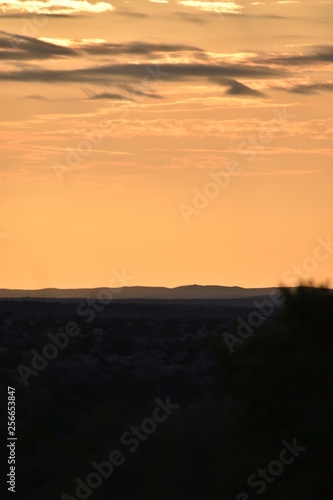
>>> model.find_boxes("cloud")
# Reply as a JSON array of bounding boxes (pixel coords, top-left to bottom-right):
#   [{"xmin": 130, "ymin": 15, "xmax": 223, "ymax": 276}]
[
  {"xmin": 0, "ymin": 61, "xmax": 280, "ymax": 84},
  {"xmin": 114, "ymin": 10, "xmax": 148, "ymax": 18},
  {"xmin": 177, "ymin": 1, "xmax": 243, "ymax": 14},
  {"xmin": 122, "ymin": 85, "xmax": 164, "ymax": 99},
  {"xmin": 80, "ymin": 41, "xmax": 203, "ymax": 56},
  {"xmin": 3, "ymin": 33, "xmax": 332, "ymax": 102},
  {"xmin": 223, "ymin": 79, "xmax": 266, "ymax": 97},
  {"xmin": 0, "ymin": 33, "xmax": 203, "ymax": 61},
  {"xmin": 0, "ymin": 31, "xmax": 77, "ymax": 59},
  {"xmin": 0, "ymin": 12, "xmax": 76, "ymax": 18},
  {"xmin": 25, "ymin": 94, "xmax": 50, "ymax": 100},
  {"xmin": 263, "ymin": 45, "xmax": 333, "ymax": 66},
  {"xmin": 280, "ymin": 82, "xmax": 333, "ymax": 94},
  {"xmin": 170, "ymin": 11, "xmax": 209, "ymax": 24},
  {"xmin": 0, "ymin": 0, "xmax": 115, "ymax": 16},
  {"xmin": 85, "ymin": 92, "xmax": 133, "ymax": 101}
]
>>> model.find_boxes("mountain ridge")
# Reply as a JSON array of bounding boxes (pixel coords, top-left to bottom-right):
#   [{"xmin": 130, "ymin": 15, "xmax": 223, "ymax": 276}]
[{"xmin": 0, "ymin": 285, "xmax": 279, "ymax": 299}]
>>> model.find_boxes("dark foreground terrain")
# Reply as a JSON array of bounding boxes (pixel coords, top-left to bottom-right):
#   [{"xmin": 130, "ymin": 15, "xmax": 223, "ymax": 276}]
[{"xmin": 0, "ymin": 286, "xmax": 333, "ymax": 499}]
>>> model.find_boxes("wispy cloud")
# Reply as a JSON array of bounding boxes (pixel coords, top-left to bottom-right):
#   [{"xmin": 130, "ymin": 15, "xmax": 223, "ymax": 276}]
[
  {"xmin": 25, "ymin": 94, "xmax": 50, "ymax": 100},
  {"xmin": 0, "ymin": 0, "xmax": 115, "ymax": 16},
  {"xmin": 278, "ymin": 82, "xmax": 333, "ymax": 94},
  {"xmin": 0, "ymin": 31, "xmax": 77, "ymax": 59},
  {"xmin": 171, "ymin": 11, "xmax": 209, "ymax": 24},
  {"xmin": 85, "ymin": 92, "xmax": 133, "ymax": 101},
  {"xmin": 262, "ymin": 45, "xmax": 333, "ymax": 66},
  {"xmin": 223, "ymin": 79, "xmax": 266, "ymax": 96},
  {"xmin": 177, "ymin": 1, "xmax": 243, "ymax": 14},
  {"xmin": 0, "ymin": 32, "xmax": 203, "ymax": 60},
  {"xmin": 0, "ymin": 61, "xmax": 279, "ymax": 85},
  {"xmin": 2, "ymin": 32, "xmax": 332, "ymax": 103}
]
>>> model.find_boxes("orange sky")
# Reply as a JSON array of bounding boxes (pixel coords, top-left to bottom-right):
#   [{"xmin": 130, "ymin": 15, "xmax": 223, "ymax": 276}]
[{"xmin": 0, "ymin": 0, "xmax": 332, "ymax": 289}]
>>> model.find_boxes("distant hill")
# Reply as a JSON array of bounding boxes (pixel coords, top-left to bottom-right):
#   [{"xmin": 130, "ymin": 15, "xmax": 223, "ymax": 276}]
[{"xmin": 0, "ymin": 285, "xmax": 279, "ymax": 300}]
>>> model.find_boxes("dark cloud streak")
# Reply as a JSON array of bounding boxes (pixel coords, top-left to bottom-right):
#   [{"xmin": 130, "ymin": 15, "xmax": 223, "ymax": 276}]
[
  {"xmin": 114, "ymin": 10, "xmax": 148, "ymax": 19},
  {"xmin": 0, "ymin": 31, "xmax": 76, "ymax": 60},
  {"xmin": 170, "ymin": 12, "xmax": 209, "ymax": 25},
  {"xmin": 86, "ymin": 92, "xmax": 133, "ymax": 101},
  {"xmin": 263, "ymin": 46, "xmax": 333, "ymax": 66},
  {"xmin": 278, "ymin": 82, "xmax": 333, "ymax": 95},
  {"xmin": 0, "ymin": 13, "xmax": 77, "ymax": 18},
  {"xmin": 82, "ymin": 41, "xmax": 203, "ymax": 56},
  {"xmin": 223, "ymin": 79, "xmax": 265, "ymax": 97},
  {"xmin": 0, "ymin": 62, "xmax": 281, "ymax": 84},
  {"xmin": 1, "ymin": 32, "xmax": 332, "ymax": 100}
]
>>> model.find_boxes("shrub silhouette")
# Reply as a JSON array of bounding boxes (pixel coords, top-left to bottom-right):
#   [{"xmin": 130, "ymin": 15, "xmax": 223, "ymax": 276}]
[{"xmin": 140, "ymin": 284, "xmax": 333, "ymax": 499}]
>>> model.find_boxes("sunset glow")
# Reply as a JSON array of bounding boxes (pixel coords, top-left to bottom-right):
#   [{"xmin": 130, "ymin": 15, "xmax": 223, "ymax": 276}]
[{"xmin": 0, "ymin": 0, "xmax": 332, "ymax": 289}]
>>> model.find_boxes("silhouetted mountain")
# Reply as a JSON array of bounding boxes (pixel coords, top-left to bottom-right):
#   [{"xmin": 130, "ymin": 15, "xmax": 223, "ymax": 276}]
[{"xmin": 0, "ymin": 284, "xmax": 279, "ymax": 299}]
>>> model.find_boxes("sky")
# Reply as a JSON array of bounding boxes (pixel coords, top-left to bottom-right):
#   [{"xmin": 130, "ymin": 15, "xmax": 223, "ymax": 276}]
[{"xmin": 0, "ymin": 0, "xmax": 332, "ymax": 290}]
